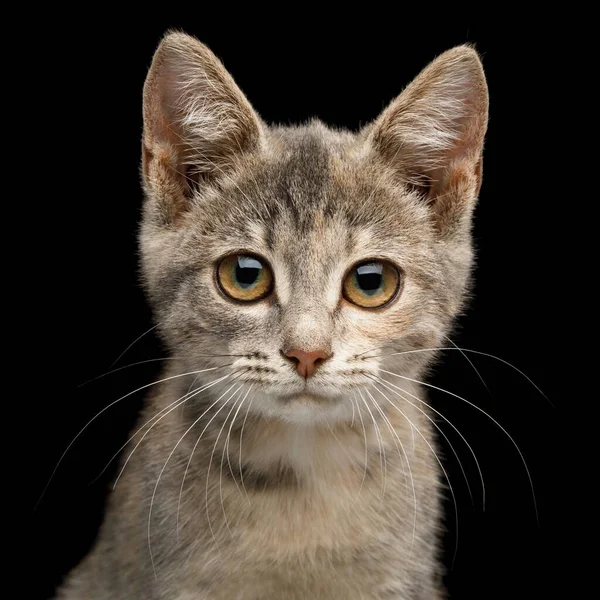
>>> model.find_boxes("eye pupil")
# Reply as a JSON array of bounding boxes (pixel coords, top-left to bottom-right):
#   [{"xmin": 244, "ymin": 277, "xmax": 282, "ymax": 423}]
[
  {"xmin": 356, "ymin": 272, "xmax": 382, "ymax": 294},
  {"xmin": 234, "ymin": 256, "xmax": 262, "ymax": 289},
  {"xmin": 235, "ymin": 263, "xmax": 260, "ymax": 288},
  {"xmin": 355, "ymin": 264, "xmax": 383, "ymax": 295}
]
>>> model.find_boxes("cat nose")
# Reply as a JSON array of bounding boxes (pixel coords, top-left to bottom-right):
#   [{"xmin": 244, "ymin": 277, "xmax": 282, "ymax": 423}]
[{"xmin": 283, "ymin": 348, "xmax": 332, "ymax": 379}]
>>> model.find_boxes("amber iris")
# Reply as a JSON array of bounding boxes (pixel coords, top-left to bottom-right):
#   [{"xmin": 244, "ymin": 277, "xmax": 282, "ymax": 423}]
[
  {"xmin": 217, "ymin": 254, "xmax": 273, "ymax": 302},
  {"xmin": 343, "ymin": 261, "xmax": 400, "ymax": 308}
]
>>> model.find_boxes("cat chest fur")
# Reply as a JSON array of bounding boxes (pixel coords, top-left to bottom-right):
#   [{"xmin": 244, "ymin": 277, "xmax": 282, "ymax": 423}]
[{"xmin": 148, "ymin": 395, "xmax": 443, "ymax": 598}]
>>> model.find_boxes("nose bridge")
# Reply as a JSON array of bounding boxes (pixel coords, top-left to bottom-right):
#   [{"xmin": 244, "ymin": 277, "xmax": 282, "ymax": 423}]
[
  {"xmin": 281, "ymin": 298, "xmax": 333, "ymax": 353},
  {"xmin": 280, "ymin": 274, "xmax": 334, "ymax": 353},
  {"xmin": 278, "ymin": 226, "xmax": 339, "ymax": 353}
]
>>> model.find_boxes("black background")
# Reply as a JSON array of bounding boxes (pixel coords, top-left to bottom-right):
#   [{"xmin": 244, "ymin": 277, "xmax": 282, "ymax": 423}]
[{"xmin": 27, "ymin": 17, "xmax": 574, "ymax": 600}]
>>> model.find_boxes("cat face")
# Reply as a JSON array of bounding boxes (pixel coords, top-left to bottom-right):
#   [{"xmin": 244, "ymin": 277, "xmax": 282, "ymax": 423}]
[{"xmin": 139, "ymin": 33, "xmax": 488, "ymax": 424}]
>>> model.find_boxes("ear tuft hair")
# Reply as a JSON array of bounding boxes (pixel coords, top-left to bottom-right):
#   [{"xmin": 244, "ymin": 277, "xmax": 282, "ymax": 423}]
[
  {"xmin": 142, "ymin": 32, "xmax": 263, "ymax": 223},
  {"xmin": 367, "ymin": 45, "xmax": 489, "ymax": 236}
]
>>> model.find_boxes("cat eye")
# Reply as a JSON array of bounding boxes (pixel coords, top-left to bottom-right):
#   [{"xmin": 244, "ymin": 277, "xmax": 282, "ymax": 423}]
[
  {"xmin": 216, "ymin": 254, "xmax": 273, "ymax": 302},
  {"xmin": 343, "ymin": 260, "xmax": 401, "ymax": 308}
]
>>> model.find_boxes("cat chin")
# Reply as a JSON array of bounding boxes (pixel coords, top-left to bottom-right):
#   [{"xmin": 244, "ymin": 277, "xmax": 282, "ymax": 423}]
[{"xmin": 254, "ymin": 392, "xmax": 355, "ymax": 426}]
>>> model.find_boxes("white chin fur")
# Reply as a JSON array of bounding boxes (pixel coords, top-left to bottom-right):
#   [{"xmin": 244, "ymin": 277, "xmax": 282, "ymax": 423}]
[{"xmin": 253, "ymin": 393, "xmax": 356, "ymax": 425}]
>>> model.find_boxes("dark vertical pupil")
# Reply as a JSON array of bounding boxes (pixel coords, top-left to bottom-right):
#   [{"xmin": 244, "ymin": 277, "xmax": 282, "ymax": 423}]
[
  {"xmin": 235, "ymin": 256, "xmax": 261, "ymax": 288},
  {"xmin": 355, "ymin": 263, "xmax": 383, "ymax": 296}
]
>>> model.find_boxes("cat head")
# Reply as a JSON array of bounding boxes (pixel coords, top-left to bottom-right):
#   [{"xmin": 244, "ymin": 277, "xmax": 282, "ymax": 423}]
[{"xmin": 139, "ymin": 32, "xmax": 488, "ymax": 424}]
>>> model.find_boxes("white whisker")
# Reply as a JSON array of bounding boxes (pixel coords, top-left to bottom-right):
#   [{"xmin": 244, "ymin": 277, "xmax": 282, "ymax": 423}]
[
  {"xmin": 218, "ymin": 388, "xmax": 246, "ymax": 537},
  {"xmin": 224, "ymin": 385, "xmax": 254, "ymax": 503},
  {"xmin": 442, "ymin": 334, "xmax": 490, "ymax": 396},
  {"xmin": 93, "ymin": 373, "xmax": 231, "ymax": 486},
  {"xmin": 110, "ymin": 323, "xmax": 158, "ymax": 367},
  {"xmin": 381, "ymin": 369, "xmax": 538, "ymax": 524},
  {"xmin": 175, "ymin": 381, "xmax": 243, "ymax": 539},
  {"xmin": 324, "ymin": 417, "xmax": 356, "ymax": 466},
  {"xmin": 363, "ymin": 347, "xmax": 549, "ymax": 404},
  {"xmin": 364, "ymin": 386, "xmax": 417, "ymax": 559},
  {"xmin": 238, "ymin": 392, "xmax": 255, "ymax": 505},
  {"xmin": 149, "ymin": 381, "xmax": 242, "ymax": 576},
  {"xmin": 369, "ymin": 374, "xmax": 483, "ymax": 510},
  {"xmin": 352, "ymin": 391, "xmax": 370, "ymax": 501},
  {"xmin": 78, "ymin": 357, "xmax": 178, "ymax": 388},
  {"xmin": 205, "ymin": 386, "xmax": 244, "ymax": 544},
  {"xmin": 369, "ymin": 379, "xmax": 461, "ymax": 568},
  {"xmin": 357, "ymin": 389, "xmax": 387, "ymax": 501},
  {"xmin": 35, "ymin": 366, "xmax": 230, "ymax": 511}
]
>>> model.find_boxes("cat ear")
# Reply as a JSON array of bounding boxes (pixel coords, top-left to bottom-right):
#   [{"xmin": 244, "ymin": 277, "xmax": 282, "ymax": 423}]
[
  {"xmin": 366, "ymin": 45, "xmax": 488, "ymax": 237},
  {"xmin": 142, "ymin": 32, "xmax": 263, "ymax": 223}
]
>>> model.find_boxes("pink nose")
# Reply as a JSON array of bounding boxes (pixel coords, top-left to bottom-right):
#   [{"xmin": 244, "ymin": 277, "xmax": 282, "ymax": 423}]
[{"xmin": 284, "ymin": 348, "xmax": 332, "ymax": 379}]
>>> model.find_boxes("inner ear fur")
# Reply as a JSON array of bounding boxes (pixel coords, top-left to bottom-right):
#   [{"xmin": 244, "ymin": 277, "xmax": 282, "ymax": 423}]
[
  {"xmin": 142, "ymin": 31, "xmax": 263, "ymax": 223},
  {"xmin": 367, "ymin": 45, "xmax": 489, "ymax": 236}
]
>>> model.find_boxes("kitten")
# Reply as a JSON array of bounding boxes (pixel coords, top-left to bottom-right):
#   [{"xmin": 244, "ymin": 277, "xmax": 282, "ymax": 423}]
[{"xmin": 57, "ymin": 31, "xmax": 488, "ymax": 599}]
